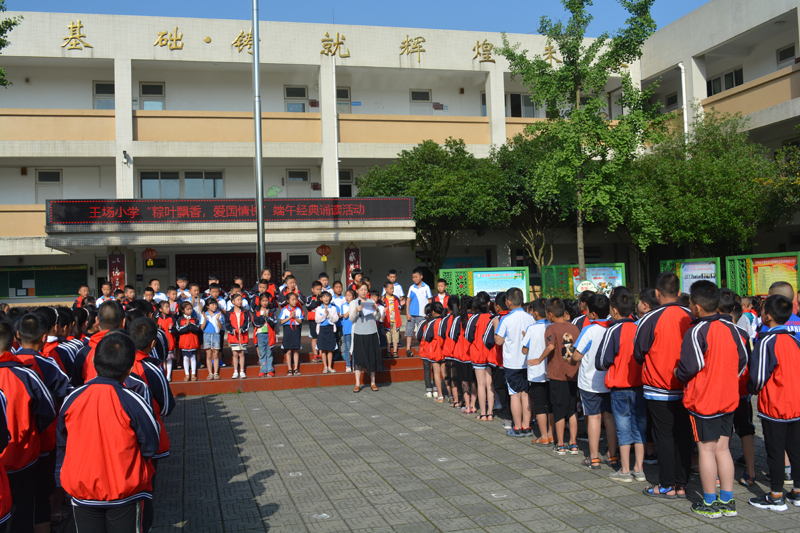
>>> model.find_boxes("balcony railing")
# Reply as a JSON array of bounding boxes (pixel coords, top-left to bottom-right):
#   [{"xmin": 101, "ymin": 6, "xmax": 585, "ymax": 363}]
[
  {"xmin": 702, "ymin": 63, "xmax": 800, "ymax": 116},
  {"xmin": 0, "ymin": 205, "xmax": 46, "ymax": 237},
  {"xmin": 0, "ymin": 110, "xmax": 115, "ymax": 141},
  {"xmin": 338, "ymin": 114, "xmax": 490, "ymax": 145},
  {"xmin": 132, "ymin": 111, "xmax": 322, "ymax": 142}
]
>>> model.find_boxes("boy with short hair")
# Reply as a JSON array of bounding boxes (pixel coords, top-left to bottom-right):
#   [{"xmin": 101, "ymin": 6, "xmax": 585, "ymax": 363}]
[
  {"xmin": 747, "ymin": 294, "xmax": 800, "ymax": 512},
  {"xmin": 96, "ymin": 282, "xmax": 114, "ymax": 306},
  {"xmin": 123, "ymin": 285, "xmax": 136, "ymax": 306},
  {"xmin": 142, "ymin": 287, "xmax": 155, "ymax": 304},
  {"xmin": 113, "ymin": 289, "xmax": 125, "ymax": 304},
  {"xmin": 383, "ymin": 282, "xmax": 402, "ymax": 357},
  {"xmin": 530, "ymin": 298, "xmax": 580, "ymax": 455},
  {"xmin": 382, "ymin": 270, "xmax": 405, "ymax": 305},
  {"xmin": 572, "ymin": 290, "xmax": 595, "ymax": 330},
  {"xmin": 676, "ymin": 281, "xmax": 746, "ymax": 517},
  {"xmin": 175, "ymin": 274, "xmax": 191, "ymax": 302},
  {"xmin": 596, "ymin": 288, "xmax": 645, "ymax": 482},
  {"xmin": 568, "ymin": 294, "xmax": 618, "ymax": 469},
  {"xmin": 73, "ymin": 284, "xmax": 90, "ymax": 310},
  {"xmin": 318, "ymin": 273, "xmax": 334, "ymax": 298},
  {"xmin": 149, "ymin": 279, "xmax": 167, "ymax": 303},
  {"xmin": 523, "ymin": 298, "xmax": 553, "ymax": 445},
  {"xmin": 435, "ymin": 279, "xmax": 450, "ymax": 308},
  {"xmin": 165, "ymin": 286, "xmax": 180, "ymax": 315},
  {"xmin": 405, "ymin": 268, "xmax": 432, "ymax": 357},
  {"xmin": 634, "ymin": 272, "xmax": 694, "ymax": 498},
  {"xmin": 57, "ymin": 332, "xmax": 160, "ymax": 533}
]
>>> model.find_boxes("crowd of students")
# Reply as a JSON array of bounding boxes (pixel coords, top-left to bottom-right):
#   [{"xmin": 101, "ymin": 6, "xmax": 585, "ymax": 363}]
[
  {"xmin": 0, "ymin": 267, "xmax": 798, "ymax": 529},
  {"xmin": 413, "ymin": 274, "xmax": 800, "ymax": 520}
]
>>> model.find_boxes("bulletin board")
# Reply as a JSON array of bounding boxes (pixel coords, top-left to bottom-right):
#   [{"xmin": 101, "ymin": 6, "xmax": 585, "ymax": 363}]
[
  {"xmin": 726, "ymin": 252, "xmax": 800, "ymax": 297},
  {"xmin": 440, "ymin": 267, "xmax": 530, "ymax": 302},
  {"xmin": 659, "ymin": 257, "xmax": 721, "ymax": 293},
  {"xmin": 0, "ymin": 265, "xmax": 88, "ymax": 298}
]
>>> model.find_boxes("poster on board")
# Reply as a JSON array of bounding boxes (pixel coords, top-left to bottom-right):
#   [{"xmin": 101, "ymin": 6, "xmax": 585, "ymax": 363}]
[
  {"xmin": 680, "ymin": 261, "xmax": 718, "ymax": 293},
  {"xmin": 472, "ymin": 270, "xmax": 528, "ymax": 301},
  {"xmin": 752, "ymin": 256, "xmax": 798, "ymax": 296},
  {"xmin": 572, "ymin": 266, "xmax": 624, "ymax": 295}
]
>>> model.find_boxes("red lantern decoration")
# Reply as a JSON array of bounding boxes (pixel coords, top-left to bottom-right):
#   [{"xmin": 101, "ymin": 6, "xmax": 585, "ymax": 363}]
[
  {"xmin": 142, "ymin": 247, "xmax": 158, "ymax": 266},
  {"xmin": 316, "ymin": 244, "xmax": 332, "ymax": 262}
]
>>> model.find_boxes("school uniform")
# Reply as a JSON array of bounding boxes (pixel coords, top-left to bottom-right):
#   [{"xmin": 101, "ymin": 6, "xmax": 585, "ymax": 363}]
[
  {"xmin": 424, "ymin": 317, "xmax": 446, "ymax": 363},
  {"xmin": 43, "ymin": 336, "xmax": 69, "ymax": 375},
  {"xmin": 305, "ymin": 295, "xmax": 321, "ymax": 340},
  {"xmin": 280, "ymin": 306, "xmax": 304, "ymax": 350},
  {"xmin": 175, "ymin": 315, "xmax": 201, "ymax": 356},
  {"xmin": 0, "ymin": 391, "xmax": 14, "ymax": 529},
  {"xmin": 406, "ymin": 282, "xmax": 432, "ymax": 338},
  {"xmin": 633, "ymin": 302, "xmax": 694, "ymax": 490},
  {"xmin": 56, "ymin": 376, "xmax": 160, "ymax": 532},
  {"xmin": 253, "ymin": 307, "xmax": 279, "ymax": 374},
  {"xmin": 157, "ymin": 315, "xmax": 176, "ymax": 357},
  {"xmin": 332, "ymin": 294, "xmax": 348, "ymax": 357},
  {"xmin": 95, "ymin": 295, "xmax": 115, "ymax": 306},
  {"xmin": 130, "ymin": 351, "xmax": 175, "ymax": 462},
  {"xmin": 452, "ymin": 314, "xmax": 476, "ymax": 384},
  {"xmin": 572, "ymin": 312, "xmax": 589, "ymax": 331},
  {"xmin": 465, "ymin": 313, "xmax": 494, "ymax": 369},
  {"xmin": 314, "ymin": 303, "xmax": 339, "ymax": 351},
  {"xmin": 523, "ymin": 318, "xmax": 552, "ymax": 415},
  {"xmin": 152, "ymin": 291, "xmax": 168, "ymax": 303},
  {"xmin": 72, "ymin": 296, "xmax": 87, "ymax": 311},
  {"xmin": 203, "ymin": 310, "xmax": 225, "ymax": 350},
  {"xmin": 225, "ymin": 309, "xmax": 251, "ymax": 350},
  {"xmin": 381, "ymin": 282, "xmax": 405, "ymax": 299},
  {"xmin": 748, "ymin": 325, "xmax": 800, "ymax": 493},
  {"xmin": 434, "ymin": 292, "xmax": 450, "ymax": 309},
  {"xmin": 383, "ymin": 295, "xmax": 402, "ymax": 347},
  {"xmin": 727, "ymin": 319, "xmax": 756, "ymax": 441},
  {"xmin": 574, "ymin": 318, "xmax": 613, "ymax": 415},
  {"xmin": 73, "ymin": 329, "xmax": 115, "ymax": 386}
]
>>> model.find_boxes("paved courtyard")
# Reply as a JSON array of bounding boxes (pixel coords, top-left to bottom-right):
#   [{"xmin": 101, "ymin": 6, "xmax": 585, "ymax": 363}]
[{"xmin": 151, "ymin": 383, "xmax": 799, "ymax": 533}]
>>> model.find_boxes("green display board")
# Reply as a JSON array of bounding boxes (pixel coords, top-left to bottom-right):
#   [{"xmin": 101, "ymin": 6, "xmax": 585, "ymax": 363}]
[
  {"xmin": 660, "ymin": 257, "xmax": 722, "ymax": 293},
  {"xmin": 541, "ymin": 263, "xmax": 627, "ymax": 298},
  {"xmin": 725, "ymin": 252, "xmax": 800, "ymax": 297},
  {"xmin": 0, "ymin": 265, "xmax": 87, "ymax": 298},
  {"xmin": 440, "ymin": 267, "xmax": 530, "ymax": 302}
]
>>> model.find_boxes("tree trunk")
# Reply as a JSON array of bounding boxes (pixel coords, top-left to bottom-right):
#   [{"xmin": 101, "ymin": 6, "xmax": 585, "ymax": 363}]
[{"xmin": 576, "ymin": 189, "xmax": 586, "ymax": 281}]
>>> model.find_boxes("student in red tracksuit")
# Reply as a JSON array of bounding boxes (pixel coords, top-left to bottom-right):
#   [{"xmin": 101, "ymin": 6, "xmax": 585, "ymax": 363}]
[
  {"xmin": 0, "ymin": 389, "xmax": 14, "ymax": 531},
  {"xmin": 424, "ymin": 302, "xmax": 446, "ymax": 403},
  {"xmin": 454, "ymin": 297, "xmax": 476, "ymax": 414},
  {"xmin": 157, "ymin": 301, "xmax": 177, "ymax": 382},
  {"xmin": 747, "ymin": 294, "xmax": 800, "ymax": 512},
  {"xmin": 440, "ymin": 298, "xmax": 461, "ymax": 408},
  {"xmin": 73, "ymin": 284, "xmax": 90, "ymax": 311},
  {"xmin": 72, "ymin": 301, "xmax": 127, "ymax": 387},
  {"xmin": 175, "ymin": 301, "xmax": 201, "ymax": 382},
  {"xmin": 0, "ymin": 320, "xmax": 57, "ymax": 533},
  {"xmin": 633, "ymin": 272, "xmax": 694, "ymax": 499},
  {"xmin": 14, "ymin": 313, "xmax": 72, "ymax": 528},
  {"xmin": 596, "ymin": 288, "xmax": 645, "ymax": 483},
  {"xmin": 416, "ymin": 306, "xmax": 433, "ymax": 396},
  {"xmin": 57, "ymin": 332, "xmax": 160, "ymax": 533},
  {"xmin": 466, "ymin": 293, "xmax": 495, "ymax": 421},
  {"xmin": 33, "ymin": 307, "xmax": 69, "ymax": 375},
  {"xmin": 676, "ymin": 281, "xmax": 747, "ymax": 519}
]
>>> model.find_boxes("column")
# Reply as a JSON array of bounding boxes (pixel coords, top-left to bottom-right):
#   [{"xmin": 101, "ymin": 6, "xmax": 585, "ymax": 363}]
[
  {"xmin": 114, "ymin": 58, "xmax": 134, "ymax": 198},
  {"xmin": 319, "ymin": 57, "xmax": 339, "ymax": 197},
  {"xmin": 485, "ymin": 66, "xmax": 507, "ymax": 146},
  {"xmin": 688, "ymin": 55, "xmax": 707, "ymax": 124}
]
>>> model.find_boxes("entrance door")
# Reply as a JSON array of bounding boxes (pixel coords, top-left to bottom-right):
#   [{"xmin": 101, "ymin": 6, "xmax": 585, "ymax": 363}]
[
  {"xmin": 176, "ymin": 252, "xmax": 282, "ymax": 292},
  {"xmin": 287, "ymin": 253, "xmax": 313, "ymax": 292}
]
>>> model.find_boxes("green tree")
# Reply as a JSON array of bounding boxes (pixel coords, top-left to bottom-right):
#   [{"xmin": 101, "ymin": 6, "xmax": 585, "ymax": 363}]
[
  {"xmin": 0, "ymin": 0, "xmax": 22, "ymax": 88},
  {"xmin": 356, "ymin": 138, "xmax": 508, "ymax": 276},
  {"xmin": 623, "ymin": 109, "xmax": 786, "ymax": 257},
  {"xmin": 498, "ymin": 0, "xmax": 665, "ymax": 279},
  {"xmin": 492, "ymin": 131, "xmax": 572, "ymax": 273}
]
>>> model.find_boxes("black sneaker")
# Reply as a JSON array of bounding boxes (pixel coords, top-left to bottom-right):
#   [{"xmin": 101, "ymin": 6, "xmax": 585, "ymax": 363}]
[
  {"xmin": 716, "ymin": 499, "xmax": 737, "ymax": 517},
  {"xmin": 691, "ymin": 500, "xmax": 721, "ymax": 519},
  {"xmin": 749, "ymin": 493, "xmax": 788, "ymax": 512},
  {"xmin": 643, "ymin": 453, "xmax": 658, "ymax": 465},
  {"xmin": 784, "ymin": 490, "xmax": 800, "ymax": 507}
]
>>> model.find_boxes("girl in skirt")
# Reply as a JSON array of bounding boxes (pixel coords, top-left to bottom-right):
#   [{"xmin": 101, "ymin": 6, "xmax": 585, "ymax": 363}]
[
  {"xmin": 441, "ymin": 297, "xmax": 461, "ymax": 408},
  {"xmin": 314, "ymin": 291, "xmax": 339, "ymax": 373},
  {"xmin": 280, "ymin": 292, "xmax": 304, "ymax": 375},
  {"xmin": 456, "ymin": 296, "xmax": 477, "ymax": 414}
]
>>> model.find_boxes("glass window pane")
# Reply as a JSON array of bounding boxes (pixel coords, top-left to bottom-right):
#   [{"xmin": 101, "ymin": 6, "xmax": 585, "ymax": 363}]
[
  {"xmin": 288, "ymin": 170, "xmax": 308, "ymax": 182},
  {"xmin": 734, "ymin": 68, "xmax": 743, "ymax": 86},
  {"xmin": 339, "ymin": 184, "xmax": 352, "ymax": 198},
  {"xmin": 285, "ymin": 87, "xmax": 306, "ymax": 98},
  {"xmin": 707, "ymin": 80, "xmax": 713, "ymax": 97},
  {"xmin": 339, "ymin": 170, "xmax": 352, "ymax": 182},
  {"xmin": 522, "ymin": 95, "xmax": 535, "ymax": 118},
  {"xmin": 141, "ymin": 84, "xmax": 164, "ymax": 96},
  {"xmin": 94, "ymin": 99, "xmax": 115, "ymax": 110},
  {"xmin": 184, "ymin": 172, "xmax": 204, "ymax": 198},
  {"xmin": 779, "ymin": 46, "xmax": 795, "ymax": 62},
  {"xmin": 510, "ymin": 93, "xmax": 522, "ymax": 117},
  {"xmin": 214, "ymin": 178, "xmax": 223, "ymax": 198},
  {"xmin": 141, "ymin": 175, "xmax": 160, "ymax": 199},
  {"xmin": 37, "ymin": 171, "xmax": 61, "ymax": 183},
  {"xmin": 724, "ymin": 72, "xmax": 734, "ymax": 90},
  {"xmin": 160, "ymin": 172, "xmax": 180, "ymax": 198},
  {"xmin": 94, "ymin": 83, "xmax": 115, "ymax": 95},
  {"xmin": 712, "ymin": 78, "xmax": 722, "ymax": 95},
  {"xmin": 286, "ymin": 102, "xmax": 305, "ymax": 113},
  {"xmin": 411, "ymin": 90, "xmax": 430, "ymax": 102},
  {"xmin": 336, "ymin": 88, "xmax": 349, "ymax": 100},
  {"xmin": 142, "ymin": 100, "xmax": 164, "ymax": 111}
]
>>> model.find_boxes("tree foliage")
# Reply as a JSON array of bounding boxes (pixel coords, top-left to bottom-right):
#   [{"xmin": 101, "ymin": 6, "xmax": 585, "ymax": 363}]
[
  {"xmin": 497, "ymin": 0, "xmax": 665, "ymax": 278},
  {"xmin": 0, "ymin": 0, "xmax": 22, "ymax": 89},
  {"xmin": 621, "ymin": 109, "xmax": 791, "ymax": 257},
  {"xmin": 356, "ymin": 138, "xmax": 508, "ymax": 276}
]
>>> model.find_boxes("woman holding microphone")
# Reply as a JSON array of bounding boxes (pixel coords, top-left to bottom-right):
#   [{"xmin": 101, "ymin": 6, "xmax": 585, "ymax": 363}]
[{"xmin": 350, "ymin": 283, "xmax": 384, "ymax": 392}]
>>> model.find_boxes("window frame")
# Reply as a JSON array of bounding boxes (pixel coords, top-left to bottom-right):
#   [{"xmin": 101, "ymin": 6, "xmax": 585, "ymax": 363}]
[
  {"xmin": 288, "ymin": 254, "xmax": 310, "ymax": 266},
  {"xmin": 409, "ymin": 89, "xmax": 432, "ymax": 103},
  {"xmin": 286, "ymin": 169, "xmax": 310, "ymax": 183},
  {"xmin": 339, "ymin": 169, "xmax": 354, "ymax": 198},
  {"xmin": 138, "ymin": 170, "xmax": 225, "ymax": 199},
  {"xmin": 506, "ymin": 93, "xmax": 536, "ymax": 118},
  {"xmin": 665, "ymin": 92, "xmax": 679, "ymax": 109},
  {"xmin": 706, "ymin": 67, "xmax": 743, "ymax": 97},
  {"xmin": 139, "ymin": 82, "xmax": 166, "ymax": 111},
  {"xmin": 36, "ymin": 169, "xmax": 62, "ymax": 184},
  {"xmin": 92, "ymin": 81, "xmax": 115, "ymax": 110},
  {"xmin": 284, "ymin": 85, "xmax": 308, "ymax": 113},
  {"xmin": 777, "ymin": 44, "xmax": 796, "ymax": 68}
]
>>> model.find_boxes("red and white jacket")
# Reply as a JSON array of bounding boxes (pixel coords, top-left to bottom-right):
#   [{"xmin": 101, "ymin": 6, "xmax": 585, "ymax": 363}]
[
  {"xmin": 130, "ymin": 351, "xmax": 175, "ymax": 460},
  {"xmin": 465, "ymin": 313, "xmax": 495, "ymax": 366},
  {"xmin": 748, "ymin": 327, "xmax": 800, "ymax": 422},
  {"xmin": 0, "ymin": 390, "xmax": 13, "ymax": 526},
  {"xmin": 596, "ymin": 318, "xmax": 642, "ymax": 389}
]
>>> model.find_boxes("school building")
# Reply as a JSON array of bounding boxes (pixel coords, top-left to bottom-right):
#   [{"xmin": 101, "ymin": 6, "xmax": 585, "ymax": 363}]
[{"xmin": 0, "ymin": 0, "xmax": 799, "ymax": 302}]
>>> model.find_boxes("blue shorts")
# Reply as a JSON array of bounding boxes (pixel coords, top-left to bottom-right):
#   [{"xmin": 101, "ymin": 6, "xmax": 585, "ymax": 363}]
[
  {"xmin": 504, "ymin": 368, "xmax": 529, "ymax": 395},
  {"xmin": 580, "ymin": 389, "xmax": 611, "ymax": 416},
  {"xmin": 203, "ymin": 332, "xmax": 220, "ymax": 350}
]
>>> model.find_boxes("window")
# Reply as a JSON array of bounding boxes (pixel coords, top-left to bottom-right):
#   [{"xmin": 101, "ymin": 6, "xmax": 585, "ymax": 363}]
[
  {"xmin": 144, "ymin": 257, "xmax": 168, "ymax": 269},
  {"xmin": 184, "ymin": 171, "xmax": 224, "ymax": 198},
  {"xmin": 37, "ymin": 170, "xmax": 61, "ymax": 183},
  {"xmin": 285, "ymin": 86, "xmax": 308, "ymax": 113},
  {"xmin": 288, "ymin": 254, "xmax": 310, "ymax": 266},
  {"xmin": 287, "ymin": 170, "xmax": 309, "ymax": 182},
  {"xmin": 410, "ymin": 89, "xmax": 432, "ymax": 102},
  {"xmin": 140, "ymin": 171, "xmax": 223, "ymax": 198},
  {"xmin": 481, "ymin": 93, "xmax": 487, "ymax": 117},
  {"xmin": 706, "ymin": 67, "xmax": 743, "ymax": 97},
  {"xmin": 93, "ymin": 81, "xmax": 114, "ymax": 110},
  {"xmin": 507, "ymin": 93, "xmax": 536, "ymax": 118},
  {"xmin": 339, "ymin": 169, "xmax": 353, "ymax": 198},
  {"xmin": 140, "ymin": 82, "xmax": 165, "ymax": 110},
  {"xmin": 337, "ymin": 87, "xmax": 351, "ymax": 114},
  {"xmin": 778, "ymin": 44, "xmax": 796, "ymax": 68},
  {"xmin": 35, "ymin": 170, "xmax": 63, "ymax": 203},
  {"xmin": 665, "ymin": 92, "xmax": 678, "ymax": 108}
]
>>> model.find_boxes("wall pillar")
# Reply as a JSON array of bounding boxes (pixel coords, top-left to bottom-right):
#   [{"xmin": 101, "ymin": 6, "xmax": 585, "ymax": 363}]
[
  {"xmin": 485, "ymin": 66, "xmax": 506, "ymax": 145},
  {"xmin": 114, "ymin": 58, "xmax": 134, "ymax": 198},
  {"xmin": 319, "ymin": 57, "xmax": 339, "ymax": 197}
]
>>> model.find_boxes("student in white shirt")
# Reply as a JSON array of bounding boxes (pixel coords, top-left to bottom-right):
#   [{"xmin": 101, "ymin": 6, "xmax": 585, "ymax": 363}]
[
  {"xmin": 405, "ymin": 268, "xmax": 432, "ymax": 357},
  {"xmin": 381, "ymin": 269, "xmax": 406, "ymax": 303},
  {"xmin": 567, "ymin": 294, "xmax": 619, "ymax": 470},
  {"xmin": 522, "ymin": 298, "xmax": 553, "ymax": 445},
  {"xmin": 149, "ymin": 278, "xmax": 168, "ymax": 303},
  {"xmin": 494, "ymin": 288, "xmax": 535, "ymax": 437}
]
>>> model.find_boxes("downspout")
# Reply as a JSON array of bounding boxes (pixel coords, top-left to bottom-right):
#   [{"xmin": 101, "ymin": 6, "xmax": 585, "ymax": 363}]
[{"xmin": 678, "ymin": 62, "xmax": 689, "ymax": 136}]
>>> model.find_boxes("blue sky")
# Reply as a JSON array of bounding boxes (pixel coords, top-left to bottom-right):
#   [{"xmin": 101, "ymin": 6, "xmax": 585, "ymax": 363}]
[{"xmin": 11, "ymin": 0, "xmax": 709, "ymax": 37}]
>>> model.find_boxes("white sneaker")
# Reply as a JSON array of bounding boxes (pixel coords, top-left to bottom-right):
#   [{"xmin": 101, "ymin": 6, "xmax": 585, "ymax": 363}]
[
  {"xmin": 239, "ymin": 372, "xmax": 246, "ymax": 379},
  {"xmin": 232, "ymin": 371, "xmax": 239, "ymax": 379},
  {"xmin": 433, "ymin": 392, "xmax": 439, "ymax": 399},
  {"xmin": 632, "ymin": 470, "xmax": 646, "ymax": 482},
  {"xmin": 609, "ymin": 470, "xmax": 633, "ymax": 483},
  {"xmin": 425, "ymin": 392, "xmax": 433, "ymax": 398}
]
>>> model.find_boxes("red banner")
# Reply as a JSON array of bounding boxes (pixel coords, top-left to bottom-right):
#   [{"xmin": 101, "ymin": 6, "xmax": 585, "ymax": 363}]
[
  {"xmin": 345, "ymin": 248, "xmax": 361, "ymax": 286},
  {"xmin": 109, "ymin": 254, "xmax": 126, "ymax": 291}
]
